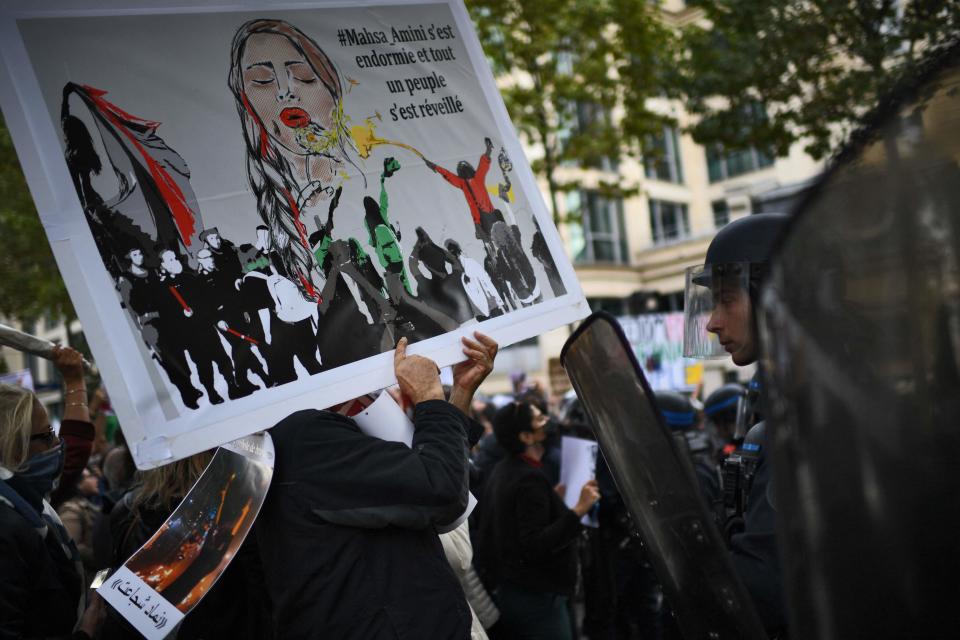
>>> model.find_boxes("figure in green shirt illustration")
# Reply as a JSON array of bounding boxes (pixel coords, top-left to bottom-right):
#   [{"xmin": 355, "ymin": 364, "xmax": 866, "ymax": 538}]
[{"xmin": 364, "ymin": 157, "xmax": 412, "ymax": 295}]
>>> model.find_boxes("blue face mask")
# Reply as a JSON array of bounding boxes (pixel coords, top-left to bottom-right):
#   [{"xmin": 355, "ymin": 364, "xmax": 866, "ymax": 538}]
[{"xmin": 17, "ymin": 441, "xmax": 66, "ymax": 498}]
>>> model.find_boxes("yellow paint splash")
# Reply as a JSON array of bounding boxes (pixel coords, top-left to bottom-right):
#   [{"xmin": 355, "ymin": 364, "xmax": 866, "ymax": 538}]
[{"xmin": 349, "ymin": 116, "xmax": 425, "ymax": 160}]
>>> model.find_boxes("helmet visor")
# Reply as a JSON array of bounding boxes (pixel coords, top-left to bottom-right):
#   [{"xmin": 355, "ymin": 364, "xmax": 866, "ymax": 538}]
[{"xmin": 682, "ymin": 262, "xmax": 752, "ymax": 359}]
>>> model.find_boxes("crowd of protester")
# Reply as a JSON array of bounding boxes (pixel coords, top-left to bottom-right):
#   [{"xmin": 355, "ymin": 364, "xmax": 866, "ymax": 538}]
[{"xmin": 0, "ymin": 337, "xmax": 745, "ymax": 640}]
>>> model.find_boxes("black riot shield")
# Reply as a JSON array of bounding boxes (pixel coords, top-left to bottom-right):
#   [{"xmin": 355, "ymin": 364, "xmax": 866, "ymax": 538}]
[
  {"xmin": 561, "ymin": 312, "xmax": 766, "ymax": 640},
  {"xmin": 759, "ymin": 43, "xmax": 960, "ymax": 639}
]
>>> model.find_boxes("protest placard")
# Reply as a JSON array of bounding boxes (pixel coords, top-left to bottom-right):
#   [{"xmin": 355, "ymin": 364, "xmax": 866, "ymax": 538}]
[
  {"xmin": 97, "ymin": 432, "xmax": 274, "ymax": 639},
  {"xmin": 618, "ymin": 313, "xmax": 702, "ymax": 392},
  {"xmin": 0, "ymin": 0, "xmax": 588, "ymax": 467}
]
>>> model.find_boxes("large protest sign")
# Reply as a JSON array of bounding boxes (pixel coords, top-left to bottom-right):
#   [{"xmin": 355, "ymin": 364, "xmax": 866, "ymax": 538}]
[{"xmin": 0, "ymin": 0, "xmax": 588, "ymax": 467}]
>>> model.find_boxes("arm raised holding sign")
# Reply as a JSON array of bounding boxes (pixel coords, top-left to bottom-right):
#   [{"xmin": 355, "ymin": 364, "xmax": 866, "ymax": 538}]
[{"xmin": 255, "ymin": 337, "xmax": 474, "ymax": 638}]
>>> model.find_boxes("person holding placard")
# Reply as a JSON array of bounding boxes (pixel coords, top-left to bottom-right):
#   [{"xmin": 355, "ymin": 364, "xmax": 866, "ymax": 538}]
[
  {"xmin": 255, "ymin": 333, "xmax": 497, "ymax": 639},
  {"xmin": 476, "ymin": 400, "xmax": 601, "ymax": 640}
]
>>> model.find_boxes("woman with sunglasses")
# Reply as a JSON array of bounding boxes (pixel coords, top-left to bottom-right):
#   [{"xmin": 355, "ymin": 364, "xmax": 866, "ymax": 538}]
[
  {"xmin": 0, "ymin": 345, "xmax": 104, "ymax": 639},
  {"xmin": 476, "ymin": 401, "xmax": 600, "ymax": 640}
]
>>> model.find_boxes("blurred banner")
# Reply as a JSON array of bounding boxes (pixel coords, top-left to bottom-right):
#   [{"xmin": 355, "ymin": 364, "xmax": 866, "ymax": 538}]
[
  {"xmin": 0, "ymin": 0, "xmax": 588, "ymax": 468},
  {"xmin": 618, "ymin": 312, "xmax": 701, "ymax": 391},
  {"xmin": 0, "ymin": 368, "xmax": 34, "ymax": 391}
]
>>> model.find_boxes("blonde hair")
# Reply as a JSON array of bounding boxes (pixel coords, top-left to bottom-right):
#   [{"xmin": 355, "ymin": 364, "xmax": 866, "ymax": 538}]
[
  {"xmin": 132, "ymin": 450, "xmax": 214, "ymax": 511},
  {"xmin": 0, "ymin": 384, "xmax": 37, "ymax": 471}
]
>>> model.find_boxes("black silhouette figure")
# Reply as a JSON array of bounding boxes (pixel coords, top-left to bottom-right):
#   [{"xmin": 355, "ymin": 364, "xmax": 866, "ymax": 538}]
[
  {"xmin": 530, "ymin": 218, "xmax": 566, "ymax": 297},
  {"xmin": 197, "ymin": 248, "xmax": 267, "ymax": 395},
  {"xmin": 409, "ymin": 227, "xmax": 474, "ymax": 324},
  {"xmin": 153, "ymin": 250, "xmax": 242, "ymax": 406}
]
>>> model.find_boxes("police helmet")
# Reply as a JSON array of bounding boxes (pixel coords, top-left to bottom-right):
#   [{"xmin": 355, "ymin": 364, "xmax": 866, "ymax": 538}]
[
  {"xmin": 704, "ymin": 383, "xmax": 746, "ymax": 421},
  {"xmin": 683, "ymin": 213, "xmax": 790, "ymax": 358},
  {"xmin": 654, "ymin": 390, "xmax": 698, "ymax": 431}
]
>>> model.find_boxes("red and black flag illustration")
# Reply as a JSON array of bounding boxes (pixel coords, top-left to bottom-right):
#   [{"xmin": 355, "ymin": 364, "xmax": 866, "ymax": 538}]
[{"xmin": 60, "ymin": 82, "xmax": 205, "ymax": 275}]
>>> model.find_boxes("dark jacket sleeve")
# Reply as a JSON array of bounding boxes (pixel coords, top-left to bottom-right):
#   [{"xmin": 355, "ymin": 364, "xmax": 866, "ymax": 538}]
[
  {"xmin": 277, "ymin": 400, "xmax": 470, "ymax": 530},
  {"xmin": 514, "ymin": 475, "xmax": 581, "ymax": 560},
  {"xmin": 51, "ymin": 419, "xmax": 95, "ymax": 508},
  {"xmin": 466, "ymin": 417, "xmax": 484, "ymax": 449}
]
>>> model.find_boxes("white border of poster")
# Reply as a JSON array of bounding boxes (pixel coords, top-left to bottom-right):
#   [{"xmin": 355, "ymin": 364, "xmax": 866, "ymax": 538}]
[{"xmin": 0, "ymin": 0, "xmax": 588, "ymax": 468}]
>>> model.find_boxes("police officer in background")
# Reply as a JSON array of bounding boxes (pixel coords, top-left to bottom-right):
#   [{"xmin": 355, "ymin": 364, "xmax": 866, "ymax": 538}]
[
  {"xmin": 682, "ymin": 212, "xmax": 790, "ymax": 636},
  {"xmin": 654, "ymin": 390, "xmax": 721, "ymax": 511},
  {"xmin": 703, "ymin": 382, "xmax": 746, "ymax": 460}
]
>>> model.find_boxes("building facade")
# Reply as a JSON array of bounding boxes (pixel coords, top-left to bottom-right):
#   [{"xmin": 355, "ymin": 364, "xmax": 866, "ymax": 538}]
[{"xmin": 489, "ymin": 1, "xmax": 824, "ymax": 397}]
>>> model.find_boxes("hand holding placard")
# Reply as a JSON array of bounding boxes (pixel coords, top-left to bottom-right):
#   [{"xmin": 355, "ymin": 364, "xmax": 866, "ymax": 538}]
[{"xmin": 394, "ymin": 337, "xmax": 444, "ymax": 405}]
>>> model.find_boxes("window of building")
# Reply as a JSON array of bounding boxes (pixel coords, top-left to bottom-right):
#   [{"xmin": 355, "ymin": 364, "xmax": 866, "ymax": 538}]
[
  {"xmin": 570, "ymin": 191, "xmax": 629, "ymax": 265},
  {"xmin": 648, "ymin": 199, "xmax": 690, "ymax": 245},
  {"xmin": 578, "ymin": 102, "xmax": 618, "ymax": 172},
  {"xmin": 644, "ymin": 126, "xmax": 684, "ymax": 183},
  {"xmin": 558, "ymin": 101, "xmax": 618, "ymax": 172},
  {"xmin": 661, "ymin": 291, "xmax": 685, "ymax": 312},
  {"xmin": 588, "ymin": 297, "xmax": 630, "ymax": 316},
  {"xmin": 706, "ymin": 144, "xmax": 774, "ymax": 182},
  {"xmin": 712, "ymin": 199, "xmax": 730, "ymax": 228}
]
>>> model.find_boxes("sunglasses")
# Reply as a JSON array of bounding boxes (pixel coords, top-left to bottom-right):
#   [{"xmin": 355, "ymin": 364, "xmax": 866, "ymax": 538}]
[{"xmin": 29, "ymin": 428, "xmax": 59, "ymax": 448}]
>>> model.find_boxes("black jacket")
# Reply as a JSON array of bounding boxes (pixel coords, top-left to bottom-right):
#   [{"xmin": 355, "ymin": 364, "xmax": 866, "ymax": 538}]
[
  {"xmin": 477, "ymin": 455, "xmax": 581, "ymax": 596},
  {"xmin": 729, "ymin": 423, "xmax": 787, "ymax": 634},
  {"xmin": 0, "ymin": 499, "xmax": 82, "ymax": 640},
  {"xmin": 0, "ymin": 420, "xmax": 92, "ymax": 640},
  {"xmin": 256, "ymin": 400, "xmax": 473, "ymax": 639}
]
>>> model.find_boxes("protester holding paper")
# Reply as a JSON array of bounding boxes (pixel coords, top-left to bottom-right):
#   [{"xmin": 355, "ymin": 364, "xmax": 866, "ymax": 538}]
[
  {"xmin": 476, "ymin": 400, "xmax": 600, "ymax": 640},
  {"xmin": 256, "ymin": 332, "xmax": 497, "ymax": 639},
  {"xmin": 0, "ymin": 345, "xmax": 105, "ymax": 639}
]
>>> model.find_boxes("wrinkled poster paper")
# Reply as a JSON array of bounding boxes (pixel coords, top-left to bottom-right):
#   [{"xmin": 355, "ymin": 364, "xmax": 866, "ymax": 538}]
[{"xmin": 98, "ymin": 433, "xmax": 274, "ymax": 639}]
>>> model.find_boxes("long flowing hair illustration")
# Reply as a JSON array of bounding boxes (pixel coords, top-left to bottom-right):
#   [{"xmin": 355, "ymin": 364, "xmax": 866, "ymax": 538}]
[{"xmin": 228, "ymin": 18, "xmax": 362, "ymax": 300}]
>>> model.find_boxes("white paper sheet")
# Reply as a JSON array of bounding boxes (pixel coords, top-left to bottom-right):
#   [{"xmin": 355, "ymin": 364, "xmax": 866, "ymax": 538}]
[{"xmin": 559, "ymin": 435, "xmax": 599, "ymax": 527}]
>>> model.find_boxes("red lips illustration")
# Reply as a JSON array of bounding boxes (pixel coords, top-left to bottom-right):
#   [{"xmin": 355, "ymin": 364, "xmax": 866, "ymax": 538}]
[{"xmin": 279, "ymin": 107, "xmax": 311, "ymax": 128}]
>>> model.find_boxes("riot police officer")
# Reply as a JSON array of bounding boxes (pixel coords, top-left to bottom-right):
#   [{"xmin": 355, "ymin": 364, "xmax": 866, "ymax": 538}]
[
  {"xmin": 654, "ymin": 390, "xmax": 721, "ymax": 508},
  {"xmin": 704, "ymin": 382, "xmax": 747, "ymax": 460},
  {"xmin": 682, "ymin": 213, "xmax": 790, "ymax": 635}
]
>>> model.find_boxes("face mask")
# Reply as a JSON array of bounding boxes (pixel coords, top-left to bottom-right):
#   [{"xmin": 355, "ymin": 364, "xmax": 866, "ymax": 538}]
[
  {"xmin": 544, "ymin": 419, "xmax": 560, "ymax": 437},
  {"xmin": 17, "ymin": 442, "xmax": 65, "ymax": 498}
]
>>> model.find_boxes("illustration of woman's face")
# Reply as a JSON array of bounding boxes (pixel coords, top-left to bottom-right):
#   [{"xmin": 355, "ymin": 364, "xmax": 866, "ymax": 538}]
[{"xmin": 241, "ymin": 33, "xmax": 337, "ymax": 157}]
